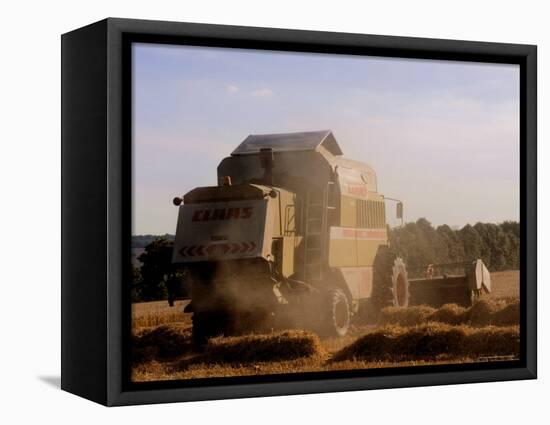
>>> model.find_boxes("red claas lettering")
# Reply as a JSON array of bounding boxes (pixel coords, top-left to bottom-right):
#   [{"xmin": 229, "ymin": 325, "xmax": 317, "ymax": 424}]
[
  {"xmin": 191, "ymin": 207, "xmax": 253, "ymax": 222},
  {"xmin": 191, "ymin": 210, "xmax": 203, "ymax": 222},
  {"xmin": 212, "ymin": 209, "xmax": 226, "ymax": 220},
  {"xmin": 226, "ymin": 208, "xmax": 240, "ymax": 219},
  {"xmin": 240, "ymin": 207, "xmax": 253, "ymax": 219}
]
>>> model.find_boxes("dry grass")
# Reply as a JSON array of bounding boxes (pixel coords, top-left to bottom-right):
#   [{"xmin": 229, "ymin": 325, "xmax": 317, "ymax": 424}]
[
  {"xmin": 380, "ymin": 305, "xmax": 436, "ymax": 326},
  {"xmin": 132, "ymin": 329, "xmax": 327, "ymax": 381},
  {"xmin": 131, "ymin": 321, "xmax": 519, "ymax": 382},
  {"xmin": 379, "ymin": 297, "xmax": 519, "ymax": 327},
  {"xmin": 132, "ymin": 356, "xmax": 484, "ymax": 382},
  {"xmin": 132, "ymin": 300, "xmax": 190, "ymax": 329},
  {"xmin": 203, "ymin": 330, "xmax": 324, "ymax": 363},
  {"xmin": 467, "ymin": 298, "xmax": 519, "ymax": 326},
  {"xmin": 469, "ymin": 298, "xmax": 507, "ymax": 325},
  {"xmin": 332, "ymin": 323, "xmax": 519, "ymax": 362},
  {"xmin": 133, "ymin": 326, "xmax": 323, "ymax": 364},
  {"xmin": 489, "ymin": 270, "xmax": 520, "ymax": 299},
  {"xmin": 131, "ymin": 270, "xmax": 521, "ymax": 381},
  {"xmin": 133, "ymin": 323, "xmax": 193, "ymax": 362},
  {"xmin": 492, "ymin": 299, "xmax": 521, "ymax": 326},
  {"xmin": 428, "ymin": 303, "xmax": 467, "ymax": 325}
]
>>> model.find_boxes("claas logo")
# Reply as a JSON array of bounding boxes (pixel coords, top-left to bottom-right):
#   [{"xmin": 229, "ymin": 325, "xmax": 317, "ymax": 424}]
[{"xmin": 192, "ymin": 207, "xmax": 253, "ymax": 222}]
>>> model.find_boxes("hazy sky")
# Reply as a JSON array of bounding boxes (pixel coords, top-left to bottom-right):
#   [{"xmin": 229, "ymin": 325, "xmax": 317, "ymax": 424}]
[{"xmin": 132, "ymin": 43, "xmax": 519, "ymax": 235}]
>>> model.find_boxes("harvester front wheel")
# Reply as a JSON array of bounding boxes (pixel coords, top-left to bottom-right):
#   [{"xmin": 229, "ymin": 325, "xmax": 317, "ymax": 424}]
[
  {"xmin": 322, "ymin": 288, "xmax": 351, "ymax": 337},
  {"xmin": 192, "ymin": 311, "xmax": 225, "ymax": 348}
]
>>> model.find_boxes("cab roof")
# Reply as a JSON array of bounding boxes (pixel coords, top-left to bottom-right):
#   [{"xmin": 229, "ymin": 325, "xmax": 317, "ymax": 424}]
[
  {"xmin": 223, "ymin": 130, "xmax": 378, "ymax": 193},
  {"xmin": 231, "ymin": 130, "xmax": 343, "ymax": 156}
]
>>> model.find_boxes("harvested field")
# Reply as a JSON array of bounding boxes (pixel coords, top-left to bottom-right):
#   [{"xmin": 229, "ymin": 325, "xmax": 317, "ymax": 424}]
[
  {"xmin": 133, "ymin": 355, "xmax": 473, "ymax": 381},
  {"xmin": 131, "ymin": 270, "xmax": 520, "ymax": 381},
  {"xmin": 469, "ymin": 298, "xmax": 506, "ymax": 325},
  {"xmin": 492, "ymin": 300, "xmax": 521, "ymax": 326},
  {"xmin": 132, "ymin": 300, "xmax": 190, "ymax": 328},
  {"xmin": 379, "ymin": 297, "xmax": 519, "ymax": 327},
  {"xmin": 380, "ymin": 305, "xmax": 436, "ymax": 326},
  {"xmin": 427, "ymin": 303, "xmax": 467, "ymax": 325},
  {"xmin": 332, "ymin": 323, "xmax": 519, "ymax": 362},
  {"xmin": 203, "ymin": 330, "xmax": 324, "ymax": 363},
  {"xmin": 133, "ymin": 323, "xmax": 192, "ymax": 362},
  {"xmin": 488, "ymin": 270, "xmax": 520, "ymax": 299}
]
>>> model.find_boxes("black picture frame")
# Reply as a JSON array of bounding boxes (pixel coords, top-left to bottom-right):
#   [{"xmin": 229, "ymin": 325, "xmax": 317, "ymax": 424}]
[{"xmin": 61, "ymin": 17, "xmax": 537, "ymax": 406}]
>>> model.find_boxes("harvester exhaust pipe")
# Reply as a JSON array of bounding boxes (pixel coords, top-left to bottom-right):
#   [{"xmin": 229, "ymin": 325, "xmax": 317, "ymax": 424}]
[{"xmin": 259, "ymin": 147, "xmax": 274, "ymax": 186}]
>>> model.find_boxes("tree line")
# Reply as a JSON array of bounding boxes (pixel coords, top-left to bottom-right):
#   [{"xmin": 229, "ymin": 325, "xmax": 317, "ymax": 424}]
[
  {"xmin": 388, "ymin": 219, "xmax": 519, "ymax": 275},
  {"xmin": 131, "ymin": 219, "xmax": 519, "ymax": 302},
  {"xmin": 132, "ymin": 234, "xmax": 174, "ymax": 249}
]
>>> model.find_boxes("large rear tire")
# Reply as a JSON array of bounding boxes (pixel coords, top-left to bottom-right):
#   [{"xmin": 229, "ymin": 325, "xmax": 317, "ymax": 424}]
[
  {"xmin": 322, "ymin": 288, "xmax": 351, "ymax": 337},
  {"xmin": 372, "ymin": 246, "xmax": 410, "ymax": 310}
]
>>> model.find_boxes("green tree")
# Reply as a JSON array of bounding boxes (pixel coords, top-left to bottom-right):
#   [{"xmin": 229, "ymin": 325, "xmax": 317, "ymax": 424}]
[
  {"xmin": 131, "ymin": 266, "xmax": 142, "ymax": 302},
  {"xmin": 500, "ymin": 221, "xmax": 519, "ymax": 238},
  {"xmin": 390, "ymin": 220, "xmax": 519, "ymax": 273},
  {"xmin": 137, "ymin": 238, "xmax": 175, "ymax": 301},
  {"xmin": 459, "ymin": 224, "xmax": 483, "ymax": 262},
  {"xmin": 436, "ymin": 224, "xmax": 465, "ymax": 263}
]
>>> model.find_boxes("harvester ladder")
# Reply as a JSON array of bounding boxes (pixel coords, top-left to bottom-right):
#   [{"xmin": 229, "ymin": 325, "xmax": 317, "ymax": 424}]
[{"xmin": 304, "ymin": 184, "xmax": 335, "ymax": 282}]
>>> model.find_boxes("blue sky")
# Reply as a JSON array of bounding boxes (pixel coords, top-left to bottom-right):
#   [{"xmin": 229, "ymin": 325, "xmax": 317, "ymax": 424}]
[{"xmin": 132, "ymin": 43, "xmax": 519, "ymax": 235}]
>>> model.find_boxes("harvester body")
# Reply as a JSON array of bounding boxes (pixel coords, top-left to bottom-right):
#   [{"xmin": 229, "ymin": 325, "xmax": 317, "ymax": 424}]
[{"xmin": 171, "ymin": 130, "xmax": 490, "ymax": 342}]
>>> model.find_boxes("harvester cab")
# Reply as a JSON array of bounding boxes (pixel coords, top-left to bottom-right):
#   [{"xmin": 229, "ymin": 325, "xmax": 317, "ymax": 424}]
[{"xmin": 172, "ymin": 130, "xmax": 491, "ymax": 345}]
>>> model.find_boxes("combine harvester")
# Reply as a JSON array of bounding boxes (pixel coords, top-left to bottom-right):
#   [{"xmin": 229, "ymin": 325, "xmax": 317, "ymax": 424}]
[{"xmin": 171, "ymin": 130, "xmax": 491, "ymax": 344}]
